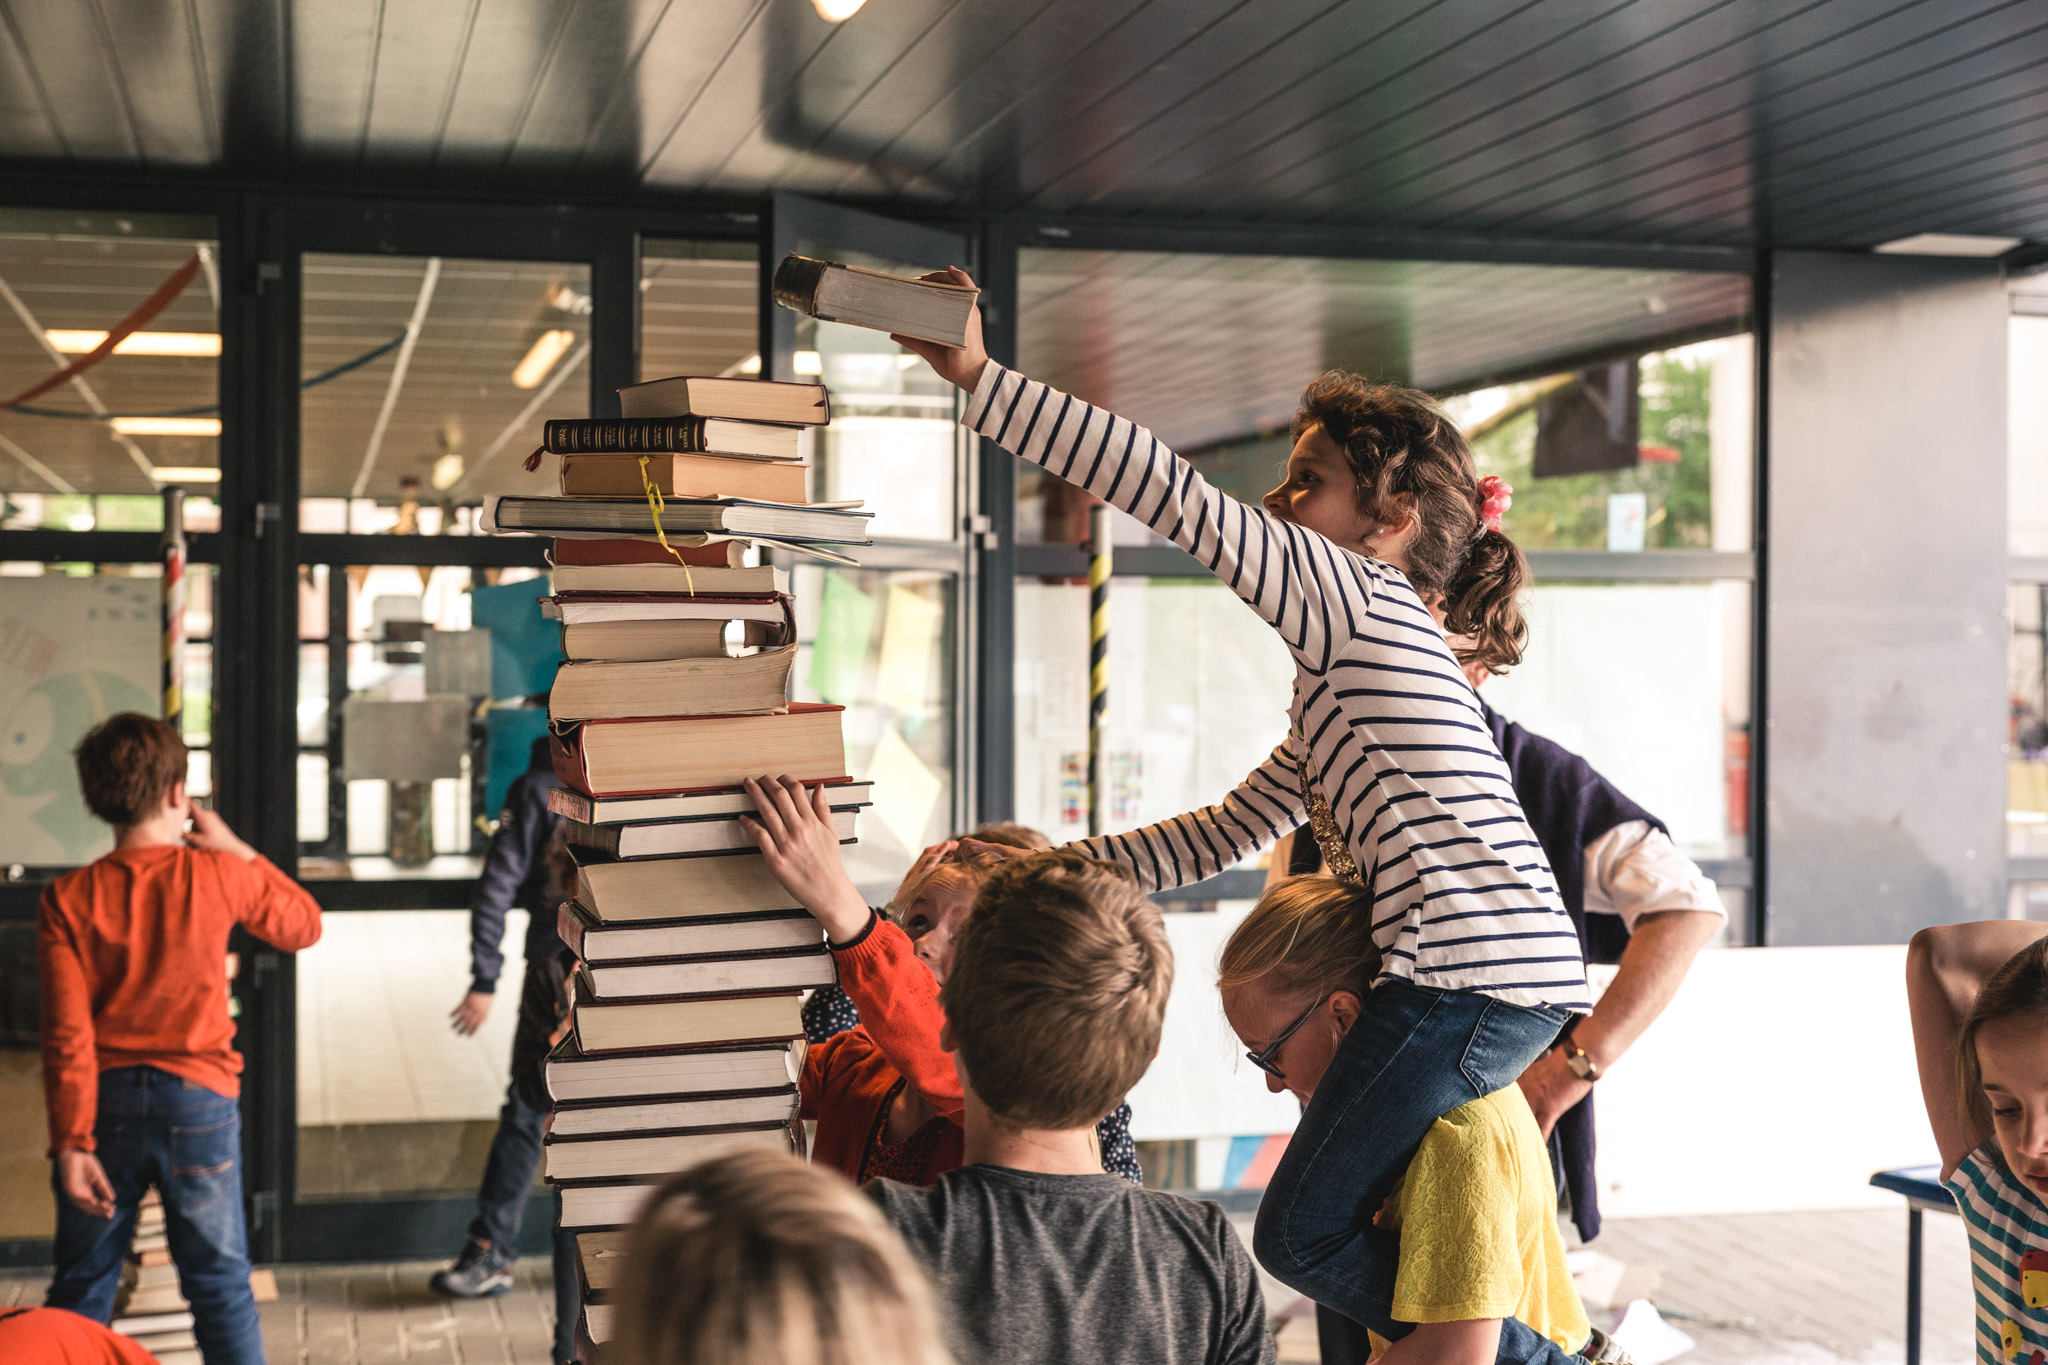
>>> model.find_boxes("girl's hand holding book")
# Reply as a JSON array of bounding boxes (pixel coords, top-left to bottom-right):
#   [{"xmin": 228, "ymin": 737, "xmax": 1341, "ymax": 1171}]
[
  {"xmin": 890, "ymin": 267, "xmax": 989, "ymax": 392},
  {"xmin": 739, "ymin": 775, "xmax": 872, "ymax": 944}
]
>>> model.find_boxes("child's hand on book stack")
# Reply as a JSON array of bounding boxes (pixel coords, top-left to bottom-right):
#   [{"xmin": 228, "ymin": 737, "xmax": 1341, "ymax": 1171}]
[
  {"xmin": 890, "ymin": 267, "xmax": 989, "ymax": 392},
  {"xmin": 739, "ymin": 776, "xmax": 872, "ymax": 945}
]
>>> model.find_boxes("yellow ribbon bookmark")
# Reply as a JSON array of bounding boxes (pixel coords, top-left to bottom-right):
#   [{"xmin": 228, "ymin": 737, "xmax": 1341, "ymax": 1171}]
[{"xmin": 638, "ymin": 454, "xmax": 695, "ymax": 596}]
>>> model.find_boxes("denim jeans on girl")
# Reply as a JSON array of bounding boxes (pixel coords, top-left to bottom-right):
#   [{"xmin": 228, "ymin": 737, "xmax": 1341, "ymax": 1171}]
[
  {"xmin": 47, "ymin": 1066, "xmax": 265, "ymax": 1365},
  {"xmin": 1253, "ymin": 978, "xmax": 1579, "ymax": 1365}
]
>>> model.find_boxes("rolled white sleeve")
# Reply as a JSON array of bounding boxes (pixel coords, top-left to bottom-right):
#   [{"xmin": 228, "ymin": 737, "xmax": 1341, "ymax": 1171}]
[{"xmin": 1582, "ymin": 821, "xmax": 1726, "ymax": 932}]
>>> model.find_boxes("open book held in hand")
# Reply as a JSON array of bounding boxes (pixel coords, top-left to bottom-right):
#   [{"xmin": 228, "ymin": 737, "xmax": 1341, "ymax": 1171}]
[{"xmin": 771, "ymin": 253, "xmax": 978, "ymax": 348}]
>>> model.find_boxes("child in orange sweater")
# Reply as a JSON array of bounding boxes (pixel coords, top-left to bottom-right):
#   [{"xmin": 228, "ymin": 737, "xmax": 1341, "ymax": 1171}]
[{"xmin": 39, "ymin": 714, "xmax": 321, "ymax": 1365}]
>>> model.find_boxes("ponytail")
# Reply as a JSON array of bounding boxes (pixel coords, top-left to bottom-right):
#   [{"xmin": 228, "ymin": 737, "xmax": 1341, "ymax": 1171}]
[{"xmin": 1292, "ymin": 370, "xmax": 1532, "ymax": 675}]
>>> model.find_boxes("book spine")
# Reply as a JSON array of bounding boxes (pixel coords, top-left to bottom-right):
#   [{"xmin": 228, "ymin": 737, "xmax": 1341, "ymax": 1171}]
[
  {"xmin": 545, "ymin": 420, "xmax": 706, "ymax": 455},
  {"xmin": 770, "ymin": 254, "xmax": 834, "ymax": 318}
]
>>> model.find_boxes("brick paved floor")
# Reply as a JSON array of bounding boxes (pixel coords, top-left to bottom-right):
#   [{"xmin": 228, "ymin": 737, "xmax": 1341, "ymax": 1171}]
[{"xmin": 0, "ymin": 1206, "xmax": 1976, "ymax": 1364}]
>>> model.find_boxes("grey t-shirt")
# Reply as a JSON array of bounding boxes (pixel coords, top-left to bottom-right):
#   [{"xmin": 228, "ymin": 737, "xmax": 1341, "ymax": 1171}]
[{"xmin": 867, "ymin": 1164, "xmax": 1275, "ymax": 1365}]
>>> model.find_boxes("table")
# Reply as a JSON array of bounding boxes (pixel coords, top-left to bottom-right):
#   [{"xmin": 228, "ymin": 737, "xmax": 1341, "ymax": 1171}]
[{"xmin": 1870, "ymin": 1165, "xmax": 1958, "ymax": 1365}]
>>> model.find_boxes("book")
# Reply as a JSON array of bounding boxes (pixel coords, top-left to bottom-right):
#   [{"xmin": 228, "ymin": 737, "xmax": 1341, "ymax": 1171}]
[
  {"xmin": 111, "ymin": 1311, "xmax": 195, "ymax": 1335},
  {"xmin": 581, "ymin": 947, "xmax": 836, "ymax": 1001},
  {"xmin": 545, "ymin": 1035, "xmax": 807, "ymax": 1104},
  {"xmin": 119, "ymin": 1283, "xmax": 191, "ymax": 1314},
  {"xmin": 577, "ymin": 1229, "xmax": 628, "ymax": 1293},
  {"xmin": 551, "ymin": 537, "xmax": 742, "ymax": 568},
  {"xmin": 134, "ymin": 1261, "xmax": 180, "ymax": 1288},
  {"xmin": 550, "ymin": 560, "xmax": 788, "ymax": 596},
  {"xmin": 131, "ymin": 1330, "xmax": 199, "ymax": 1353},
  {"xmin": 550, "ymin": 1089, "xmax": 801, "ymax": 1139},
  {"xmin": 550, "ymin": 778, "xmax": 873, "ymax": 825},
  {"xmin": 551, "ymin": 703, "xmax": 847, "ymax": 798},
  {"xmin": 564, "ymin": 803, "xmax": 852, "ymax": 859},
  {"xmin": 617, "ymin": 376, "xmax": 830, "ymax": 425},
  {"xmin": 562, "ymin": 618, "xmax": 788, "ymax": 663},
  {"xmin": 545, "ymin": 418, "xmax": 804, "ymax": 462},
  {"xmin": 558, "ymin": 1180, "xmax": 660, "ymax": 1231},
  {"xmin": 561, "ymin": 452, "xmax": 809, "ymax": 502},
  {"xmin": 544, "ymin": 1121, "xmax": 800, "ymax": 1181},
  {"xmin": 540, "ymin": 593, "xmax": 792, "ymax": 627},
  {"xmin": 559, "ymin": 901, "xmax": 822, "ymax": 962},
  {"xmin": 569, "ymin": 978, "xmax": 806, "ymax": 1053},
  {"xmin": 550, "ymin": 646, "xmax": 797, "ymax": 723},
  {"xmin": 572, "ymin": 850, "xmax": 806, "ymax": 922},
  {"xmin": 584, "ymin": 1304, "xmax": 615, "ymax": 1345},
  {"xmin": 771, "ymin": 254, "xmax": 979, "ymax": 349},
  {"xmin": 486, "ymin": 494, "xmax": 872, "ymax": 544}
]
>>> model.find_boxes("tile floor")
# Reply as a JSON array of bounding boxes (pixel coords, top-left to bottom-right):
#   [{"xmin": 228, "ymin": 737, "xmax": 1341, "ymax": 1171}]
[{"xmin": 0, "ymin": 1205, "xmax": 1976, "ymax": 1365}]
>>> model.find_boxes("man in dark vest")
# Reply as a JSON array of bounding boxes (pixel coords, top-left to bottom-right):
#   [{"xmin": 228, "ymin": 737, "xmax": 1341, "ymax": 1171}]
[{"xmin": 1299, "ymin": 703, "xmax": 1725, "ymax": 1365}]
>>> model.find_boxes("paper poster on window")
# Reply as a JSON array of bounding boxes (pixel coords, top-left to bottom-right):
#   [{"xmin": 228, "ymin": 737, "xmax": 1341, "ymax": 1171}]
[
  {"xmin": 864, "ymin": 725, "xmax": 943, "ymax": 855},
  {"xmin": 874, "ymin": 584, "xmax": 941, "ymax": 715},
  {"xmin": 808, "ymin": 573, "xmax": 875, "ymax": 706},
  {"xmin": 0, "ymin": 576, "xmax": 159, "ymax": 865}
]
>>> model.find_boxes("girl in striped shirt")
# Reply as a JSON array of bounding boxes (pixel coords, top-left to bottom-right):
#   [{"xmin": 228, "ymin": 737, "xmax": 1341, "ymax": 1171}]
[
  {"xmin": 1908, "ymin": 921, "xmax": 2048, "ymax": 1365},
  {"xmin": 894, "ymin": 273, "xmax": 1588, "ymax": 1355}
]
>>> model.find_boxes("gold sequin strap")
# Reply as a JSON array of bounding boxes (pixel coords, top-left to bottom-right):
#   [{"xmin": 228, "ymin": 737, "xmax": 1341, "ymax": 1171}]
[{"xmin": 1301, "ymin": 751, "xmax": 1363, "ymax": 886}]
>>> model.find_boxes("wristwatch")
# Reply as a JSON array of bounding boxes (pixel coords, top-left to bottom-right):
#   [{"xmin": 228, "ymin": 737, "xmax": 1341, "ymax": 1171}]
[{"xmin": 1557, "ymin": 1019, "xmax": 1602, "ymax": 1082}]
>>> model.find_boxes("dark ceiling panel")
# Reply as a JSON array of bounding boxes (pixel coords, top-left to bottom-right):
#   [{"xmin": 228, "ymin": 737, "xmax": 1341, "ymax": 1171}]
[{"xmin": 5, "ymin": 0, "xmax": 2048, "ymax": 252}]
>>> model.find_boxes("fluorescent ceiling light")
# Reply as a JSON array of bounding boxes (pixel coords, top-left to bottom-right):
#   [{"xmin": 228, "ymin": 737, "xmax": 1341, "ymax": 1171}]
[
  {"xmin": 111, "ymin": 417, "xmax": 221, "ymax": 437},
  {"xmin": 149, "ymin": 466, "xmax": 221, "ymax": 483},
  {"xmin": 512, "ymin": 329, "xmax": 577, "ymax": 389},
  {"xmin": 45, "ymin": 330, "xmax": 221, "ymax": 356},
  {"xmin": 1872, "ymin": 233, "xmax": 2024, "ymax": 257},
  {"xmin": 813, "ymin": 0, "xmax": 866, "ymax": 18},
  {"xmin": 794, "ymin": 350, "xmax": 823, "ymax": 376}
]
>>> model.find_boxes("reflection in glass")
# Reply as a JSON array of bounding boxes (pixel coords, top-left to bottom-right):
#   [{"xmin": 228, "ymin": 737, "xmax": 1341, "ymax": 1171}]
[
  {"xmin": 2012, "ymin": 582, "xmax": 2048, "ymax": 861},
  {"xmin": 789, "ymin": 565, "xmax": 954, "ymax": 890},
  {"xmin": 0, "ymin": 217, "xmax": 221, "ymax": 510},
  {"xmin": 798, "ymin": 317, "xmax": 959, "ymax": 541}
]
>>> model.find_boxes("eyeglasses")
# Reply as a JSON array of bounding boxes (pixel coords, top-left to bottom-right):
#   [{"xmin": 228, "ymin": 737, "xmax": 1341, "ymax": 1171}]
[{"xmin": 1245, "ymin": 995, "xmax": 1328, "ymax": 1080}]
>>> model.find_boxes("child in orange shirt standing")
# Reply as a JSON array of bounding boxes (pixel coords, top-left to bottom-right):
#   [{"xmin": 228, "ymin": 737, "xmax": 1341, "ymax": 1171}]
[{"xmin": 38, "ymin": 714, "xmax": 322, "ymax": 1365}]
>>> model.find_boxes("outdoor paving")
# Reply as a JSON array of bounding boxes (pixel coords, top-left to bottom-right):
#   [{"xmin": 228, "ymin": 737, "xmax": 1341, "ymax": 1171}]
[{"xmin": 0, "ymin": 1206, "xmax": 1976, "ymax": 1364}]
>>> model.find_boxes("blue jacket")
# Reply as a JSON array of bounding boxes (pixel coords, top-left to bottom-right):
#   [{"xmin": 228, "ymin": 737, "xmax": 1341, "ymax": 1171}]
[{"xmin": 468, "ymin": 736, "xmax": 565, "ymax": 994}]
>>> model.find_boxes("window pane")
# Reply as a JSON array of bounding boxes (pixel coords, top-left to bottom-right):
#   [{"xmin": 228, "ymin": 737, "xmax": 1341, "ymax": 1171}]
[
  {"xmin": 299, "ymin": 254, "xmax": 590, "ymax": 522},
  {"xmin": 640, "ymin": 239, "xmax": 757, "ymax": 382},
  {"xmin": 2015, "ymin": 314, "xmax": 2048, "ymax": 556},
  {"xmin": 1012, "ymin": 578, "xmax": 1294, "ymax": 852},
  {"xmin": 2012, "ymin": 582, "xmax": 2048, "ymax": 860},
  {"xmin": 789, "ymin": 564, "xmax": 955, "ymax": 892},
  {"xmin": 1478, "ymin": 580, "xmax": 1753, "ymax": 861},
  {"xmin": 0, "ymin": 215, "xmax": 220, "ymax": 516},
  {"xmin": 296, "ymin": 908, "xmax": 534, "ymax": 1198}
]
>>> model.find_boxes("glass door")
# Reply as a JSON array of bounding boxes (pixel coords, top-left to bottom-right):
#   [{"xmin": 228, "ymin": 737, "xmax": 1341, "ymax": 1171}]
[{"xmin": 761, "ymin": 196, "xmax": 974, "ymax": 900}]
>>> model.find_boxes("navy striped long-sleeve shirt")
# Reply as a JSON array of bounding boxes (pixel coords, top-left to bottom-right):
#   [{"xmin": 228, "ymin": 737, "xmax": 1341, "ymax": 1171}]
[{"xmin": 969, "ymin": 364, "xmax": 1590, "ymax": 1012}]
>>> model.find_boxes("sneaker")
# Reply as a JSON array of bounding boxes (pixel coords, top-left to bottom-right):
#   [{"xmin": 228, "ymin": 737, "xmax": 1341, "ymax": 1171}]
[
  {"xmin": 430, "ymin": 1238, "xmax": 514, "ymax": 1298},
  {"xmin": 1581, "ymin": 1327, "xmax": 1634, "ymax": 1365}
]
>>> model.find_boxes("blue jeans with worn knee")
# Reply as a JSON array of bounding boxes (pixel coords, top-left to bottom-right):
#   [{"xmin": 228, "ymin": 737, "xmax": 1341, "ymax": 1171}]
[
  {"xmin": 1253, "ymin": 978, "xmax": 1579, "ymax": 1365},
  {"xmin": 47, "ymin": 1065, "xmax": 265, "ymax": 1365}
]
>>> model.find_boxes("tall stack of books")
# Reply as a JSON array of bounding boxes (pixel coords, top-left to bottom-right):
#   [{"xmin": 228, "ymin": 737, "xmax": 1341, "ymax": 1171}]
[
  {"xmin": 110, "ymin": 1190, "xmax": 200, "ymax": 1364},
  {"xmin": 484, "ymin": 371, "xmax": 877, "ymax": 1352}
]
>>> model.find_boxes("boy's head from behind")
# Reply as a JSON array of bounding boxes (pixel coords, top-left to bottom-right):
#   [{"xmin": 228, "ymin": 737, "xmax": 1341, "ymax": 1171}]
[
  {"xmin": 75, "ymin": 712, "xmax": 187, "ymax": 828},
  {"xmin": 940, "ymin": 850, "xmax": 1172, "ymax": 1131},
  {"xmin": 617, "ymin": 1149, "xmax": 951, "ymax": 1365}
]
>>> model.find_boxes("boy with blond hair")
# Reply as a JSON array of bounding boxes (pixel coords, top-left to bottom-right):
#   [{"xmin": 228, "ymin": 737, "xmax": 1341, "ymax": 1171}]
[{"xmin": 867, "ymin": 849, "xmax": 1273, "ymax": 1365}]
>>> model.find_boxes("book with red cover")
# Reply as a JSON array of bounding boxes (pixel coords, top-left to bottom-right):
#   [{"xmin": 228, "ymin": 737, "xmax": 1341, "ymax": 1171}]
[
  {"xmin": 551, "ymin": 538, "xmax": 741, "ymax": 568},
  {"xmin": 551, "ymin": 703, "xmax": 847, "ymax": 798}
]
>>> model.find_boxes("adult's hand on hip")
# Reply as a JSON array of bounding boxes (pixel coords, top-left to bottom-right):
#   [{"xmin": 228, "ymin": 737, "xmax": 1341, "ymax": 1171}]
[{"xmin": 1516, "ymin": 1048, "xmax": 1593, "ymax": 1141}]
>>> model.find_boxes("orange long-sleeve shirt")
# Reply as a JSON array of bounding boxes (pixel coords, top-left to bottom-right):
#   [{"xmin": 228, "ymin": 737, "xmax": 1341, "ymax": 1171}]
[
  {"xmin": 38, "ymin": 844, "xmax": 323, "ymax": 1155},
  {"xmin": 800, "ymin": 918, "xmax": 966, "ymax": 1183}
]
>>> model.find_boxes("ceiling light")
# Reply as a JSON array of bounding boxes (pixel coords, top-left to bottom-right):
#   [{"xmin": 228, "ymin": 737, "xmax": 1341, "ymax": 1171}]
[
  {"xmin": 512, "ymin": 330, "xmax": 576, "ymax": 389},
  {"xmin": 812, "ymin": 0, "xmax": 866, "ymax": 18},
  {"xmin": 1872, "ymin": 233, "xmax": 2024, "ymax": 258},
  {"xmin": 46, "ymin": 330, "xmax": 221, "ymax": 356},
  {"xmin": 110, "ymin": 417, "xmax": 221, "ymax": 437},
  {"xmin": 794, "ymin": 350, "xmax": 823, "ymax": 376},
  {"xmin": 430, "ymin": 452, "xmax": 466, "ymax": 490},
  {"xmin": 148, "ymin": 467, "xmax": 221, "ymax": 483},
  {"xmin": 551, "ymin": 285, "xmax": 593, "ymax": 316},
  {"xmin": 738, "ymin": 354, "xmax": 762, "ymax": 375}
]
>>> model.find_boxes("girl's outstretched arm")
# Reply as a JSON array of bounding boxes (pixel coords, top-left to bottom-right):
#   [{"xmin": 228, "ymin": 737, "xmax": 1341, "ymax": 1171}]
[
  {"xmin": 1906, "ymin": 919, "xmax": 2048, "ymax": 1178},
  {"xmin": 895, "ymin": 273, "xmax": 1435, "ymax": 683},
  {"xmin": 1070, "ymin": 737, "xmax": 1308, "ymax": 891}
]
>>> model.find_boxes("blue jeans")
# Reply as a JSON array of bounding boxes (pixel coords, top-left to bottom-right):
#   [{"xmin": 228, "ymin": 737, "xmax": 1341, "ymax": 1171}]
[
  {"xmin": 47, "ymin": 1066, "xmax": 264, "ymax": 1365},
  {"xmin": 1254, "ymin": 979, "xmax": 1578, "ymax": 1365}
]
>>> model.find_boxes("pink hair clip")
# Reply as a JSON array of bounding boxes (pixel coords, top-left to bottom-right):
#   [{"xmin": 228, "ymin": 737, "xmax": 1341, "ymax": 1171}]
[{"xmin": 1478, "ymin": 475, "xmax": 1513, "ymax": 533}]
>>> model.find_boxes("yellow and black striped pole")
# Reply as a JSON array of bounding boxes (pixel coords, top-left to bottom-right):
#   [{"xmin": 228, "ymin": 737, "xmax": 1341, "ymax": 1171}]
[
  {"xmin": 1088, "ymin": 502, "xmax": 1110, "ymax": 837},
  {"xmin": 161, "ymin": 487, "xmax": 185, "ymax": 731}
]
